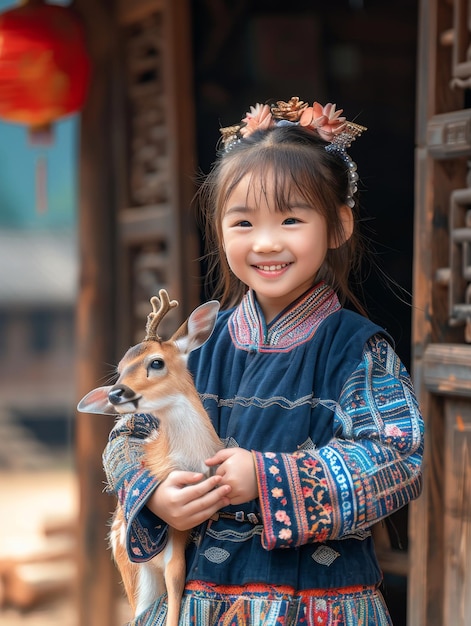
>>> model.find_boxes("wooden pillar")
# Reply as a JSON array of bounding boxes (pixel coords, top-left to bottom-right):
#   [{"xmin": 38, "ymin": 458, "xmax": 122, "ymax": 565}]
[
  {"xmin": 74, "ymin": 1, "xmax": 199, "ymax": 623},
  {"xmin": 75, "ymin": 1, "xmax": 121, "ymax": 624},
  {"xmin": 411, "ymin": 0, "xmax": 470, "ymax": 624}
]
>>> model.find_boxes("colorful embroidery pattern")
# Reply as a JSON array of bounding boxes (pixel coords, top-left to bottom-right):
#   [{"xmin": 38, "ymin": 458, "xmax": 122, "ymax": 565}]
[
  {"xmin": 103, "ymin": 413, "xmax": 165, "ymax": 562},
  {"xmin": 127, "ymin": 583, "xmax": 392, "ymax": 625},
  {"xmin": 255, "ymin": 335, "xmax": 424, "ymax": 549},
  {"xmin": 229, "ymin": 282, "xmax": 341, "ymax": 352}
]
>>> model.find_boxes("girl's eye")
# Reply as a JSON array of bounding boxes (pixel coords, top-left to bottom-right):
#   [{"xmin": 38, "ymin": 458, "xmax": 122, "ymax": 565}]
[
  {"xmin": 283, "ymin": 217, "xmax": 301, "ymax": 225},
  {"xmin": 236, "ymin": 220, "xmax": 252, "ymax": 227}
]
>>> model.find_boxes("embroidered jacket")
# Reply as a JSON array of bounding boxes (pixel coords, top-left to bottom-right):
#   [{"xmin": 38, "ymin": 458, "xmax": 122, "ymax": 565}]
[{"xmin": 103, "ymin": 282, "xmax": 424, "ymax": 591}]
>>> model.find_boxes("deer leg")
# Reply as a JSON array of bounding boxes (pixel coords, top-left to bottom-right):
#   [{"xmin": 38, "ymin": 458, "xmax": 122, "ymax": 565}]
[
  {"xmin": 163, "ymin": 529, "xmax": 188, "ymax": 626},
  {"xmin": 111, "ymin": 508, "xmax": 166, "ymax": 617},
  {"xmin": 110, "ymin": 509, "xmax": 140, "ymax": 613}
]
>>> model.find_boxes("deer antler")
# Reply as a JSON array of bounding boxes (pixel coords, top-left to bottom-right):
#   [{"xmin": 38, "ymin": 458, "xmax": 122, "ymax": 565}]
[{"xmin": 144, "ymin": 289, "xmax": 179, "ymax": 341}]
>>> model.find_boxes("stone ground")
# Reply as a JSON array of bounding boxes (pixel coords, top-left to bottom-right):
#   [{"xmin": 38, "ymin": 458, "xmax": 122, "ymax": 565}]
[
  {"xmin": 0, "ymin": 469, "xmax": 77, "ymax": 625},
  {"xmin": 1, "ymin": 597, "xmax": 77, "ymax": 626},
  {"xmin": 0, "ymin": 469, "xmax": 131, "ymax": 626}
]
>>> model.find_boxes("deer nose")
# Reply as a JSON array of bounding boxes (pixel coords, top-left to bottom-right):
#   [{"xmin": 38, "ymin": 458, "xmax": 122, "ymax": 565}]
[{"xmin": 108, "ymin": 384, "xmax": 140, "ymax": 406}]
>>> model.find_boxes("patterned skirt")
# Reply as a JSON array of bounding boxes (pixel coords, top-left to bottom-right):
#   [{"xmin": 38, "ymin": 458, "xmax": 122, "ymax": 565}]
[{"xmin": 129, "ymin": 581, "xmax": 393, "ymax": 626}]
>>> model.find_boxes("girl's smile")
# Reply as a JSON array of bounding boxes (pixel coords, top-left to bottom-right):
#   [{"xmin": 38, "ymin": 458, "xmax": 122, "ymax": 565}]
[
  {"xmin": 255, "ymin": 263, "xmax": 288, "ymax": 272},
  {"xmin": 253, "ymin": 262, "xmax": 291, "ymax": 274},
  {"xmin": 221, "ymin": 172, "xmax": 331, "ymax": 322}
]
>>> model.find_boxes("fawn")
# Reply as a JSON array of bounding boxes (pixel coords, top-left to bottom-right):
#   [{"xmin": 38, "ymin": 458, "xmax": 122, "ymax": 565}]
[{"xmin": 77, "ymin": 290, "xmax": 222, "ymax": 625}]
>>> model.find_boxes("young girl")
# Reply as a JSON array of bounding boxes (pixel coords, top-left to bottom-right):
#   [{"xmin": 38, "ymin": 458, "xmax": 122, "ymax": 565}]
[{"xmin": 103, "ymin": 97, "xmax": 424, "ymax": 625}]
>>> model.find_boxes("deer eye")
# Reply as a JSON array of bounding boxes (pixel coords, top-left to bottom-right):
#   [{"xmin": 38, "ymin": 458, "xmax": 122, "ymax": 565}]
[{"xmin": 149, "ymin": 358, "xmax": 165, "ymax": 371}]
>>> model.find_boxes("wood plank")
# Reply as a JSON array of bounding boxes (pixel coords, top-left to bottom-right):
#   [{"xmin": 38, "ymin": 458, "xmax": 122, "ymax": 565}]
[
  {"xmin": 423, "ymin": 343, "xmax": 471, "ymax": 396},
  {"xmin": 75, "ymin": 1, "xmax": 123, "ymax": 625},
  {"xmin": 118, "ymin": 204, "xmax": 172, "ymax": 243},
  {"xmin": 162, "ymin": 0, "xmax": 201, "ymax": 316},
  {"xmin": 443, "ymin": 401, "xmax": 471, "ymax": 624}
]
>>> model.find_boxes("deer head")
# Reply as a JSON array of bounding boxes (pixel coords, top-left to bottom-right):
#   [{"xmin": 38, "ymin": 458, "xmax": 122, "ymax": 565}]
[{"xmin": 77, "ymin": 289, "xmax": 220, "ymax": 416}]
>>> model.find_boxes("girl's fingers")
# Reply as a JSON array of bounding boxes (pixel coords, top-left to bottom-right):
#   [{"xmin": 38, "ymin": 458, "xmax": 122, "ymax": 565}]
[
  {"xmin": 148, "ymin": 470, "xmax": 231, "ymax": 529},
  {"xmin": 175, "ymin": 484, "xmax": 232, "ymax": 528},
  {"xmin": 165, "ymin": 470, "xmax": 205, "ymax": 488},
  {"xmin": 205, "ymin": 448, "xmax": 235, "ymax": 466},
  {"xmin": 184, "ymin": 480, "xmax": 231, "ymax": 511}
]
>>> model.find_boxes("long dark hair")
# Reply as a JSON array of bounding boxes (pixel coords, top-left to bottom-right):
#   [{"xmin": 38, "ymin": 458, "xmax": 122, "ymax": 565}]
[{"xmin": 195, "ymin": 124, "xmax": 367, "ymax": 315}]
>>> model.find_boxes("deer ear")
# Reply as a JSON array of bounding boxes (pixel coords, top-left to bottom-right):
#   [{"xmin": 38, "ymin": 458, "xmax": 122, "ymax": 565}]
[
  {"xmin": 173, "ymin": 300, "xmax": 220, "ymax": 355},
  {"xmin": 77, "ymin": 386, "xmax": 117, "ymax": 415}
]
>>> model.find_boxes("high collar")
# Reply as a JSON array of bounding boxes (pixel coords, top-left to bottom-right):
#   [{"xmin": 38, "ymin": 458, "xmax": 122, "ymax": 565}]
[{"xmin": 228, "ymin": 282, "xmax": 341, "ymax": 353}]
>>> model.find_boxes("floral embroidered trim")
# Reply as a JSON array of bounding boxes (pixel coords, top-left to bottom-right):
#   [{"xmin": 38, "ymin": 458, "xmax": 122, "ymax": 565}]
[{"xmin": 229, "ymin": 282, "xmax": 341, "ymax": 353}]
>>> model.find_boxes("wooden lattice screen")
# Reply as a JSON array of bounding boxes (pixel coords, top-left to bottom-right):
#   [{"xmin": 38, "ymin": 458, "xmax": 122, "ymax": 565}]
[
  {"xmin": 116, "ymin": 0, "xmax": 200, "ymax": 348},
  {"xmin": 410, "ymin": 0, "xmax": 471, "ymax": 624}
]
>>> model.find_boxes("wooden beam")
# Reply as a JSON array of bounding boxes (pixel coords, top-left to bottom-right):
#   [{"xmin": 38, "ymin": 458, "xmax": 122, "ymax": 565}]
[
  {"xmin": 423, "ymin": 343, "xmax": 471, "ymax": 397},
  {"xmin": 74, "ymin": 1, "xmax": 122, "ymax": 625},
  {"xmin": 162, "ymin": 0, "xmax": 201, "ymax": 315}
]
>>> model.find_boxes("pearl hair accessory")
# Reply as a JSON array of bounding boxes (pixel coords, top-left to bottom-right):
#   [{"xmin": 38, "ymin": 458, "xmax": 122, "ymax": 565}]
[{"xmin": 325, "ymin": 121, "xmax": 365, "ymax": 208}]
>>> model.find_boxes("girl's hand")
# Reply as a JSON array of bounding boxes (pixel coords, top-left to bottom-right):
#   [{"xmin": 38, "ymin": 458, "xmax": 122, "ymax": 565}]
[
  {"xmin": 205, "ymin": 448, "xmax": 258, "ymax": 505},
  {"xmin": 146, "ymin": 471, "xmax": 231, "ymax": 531}
]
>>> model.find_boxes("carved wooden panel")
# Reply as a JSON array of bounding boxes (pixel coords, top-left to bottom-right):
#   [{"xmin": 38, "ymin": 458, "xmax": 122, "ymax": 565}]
[
  {"xmin": 427, "ymin": 110, "xmax": 471, "ymax": 159},
  {"xmin": 125, "ymin": 13, "xmax": 169, "ymax": 207},
  {"xmin": 412, "ymin": 0, "xmax": 471, "ymax": 624},
  {"xmin": 119, "ymin": 9, "xmax": 175, "ymax": 344},
  {"xmin": 116, "ymin": 0, "xmax": 199, "ymax": 348},
  {"xmin": 449, "ymin": 187, "xmax": 471, "ymax": 336},
  {"xmin": 451, "ymin": 0, "xmax": 471, "ymax": 88}
]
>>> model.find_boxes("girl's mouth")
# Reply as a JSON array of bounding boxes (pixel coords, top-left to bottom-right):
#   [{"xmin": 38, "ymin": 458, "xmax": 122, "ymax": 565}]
[{"xmin": 254, "ymin": 263, "xmax": 290, "ymax": 271}]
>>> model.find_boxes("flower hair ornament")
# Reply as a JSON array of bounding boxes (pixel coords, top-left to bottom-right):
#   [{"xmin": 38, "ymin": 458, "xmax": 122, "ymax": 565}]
[{"xmin": 219, "ymin": 97, "xmax": 366, "ymax": 208}]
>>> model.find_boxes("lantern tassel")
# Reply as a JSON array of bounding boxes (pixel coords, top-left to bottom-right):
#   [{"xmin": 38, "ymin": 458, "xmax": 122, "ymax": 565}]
[
  {"xmin": 29, "ymin": 124, "xmax": 53, "ymax": 215},
  {"xmin": 35, "ymin": 153, "xmax": 47, "ymax": 214}
]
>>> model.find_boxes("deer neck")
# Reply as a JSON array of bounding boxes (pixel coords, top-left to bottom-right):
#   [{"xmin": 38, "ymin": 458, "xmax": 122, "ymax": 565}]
[{"xmin": 145, "ymin": 394, "xmax": 220, "ymax": 478}]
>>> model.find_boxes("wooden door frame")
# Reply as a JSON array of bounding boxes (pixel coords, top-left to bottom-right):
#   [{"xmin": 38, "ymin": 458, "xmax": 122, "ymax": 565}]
[
  {"xmin": 75, "ymin": 1, "xmax": 199, "ymax": 624},
  {"xmin": 410, "ymin": 0, "xmax": 470, "ymax": 624}
]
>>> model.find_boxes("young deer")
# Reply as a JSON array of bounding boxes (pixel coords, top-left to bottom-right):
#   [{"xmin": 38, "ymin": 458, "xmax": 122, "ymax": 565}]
[{"xmin": 77, "ymin": 290, "xmax": 222, "ymax": 626}]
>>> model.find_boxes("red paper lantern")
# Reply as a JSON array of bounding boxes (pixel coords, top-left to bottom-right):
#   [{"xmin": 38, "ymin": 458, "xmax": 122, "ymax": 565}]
[{"xmin": 0, "ymin": 0, "xmax": 90, "ymax": 131}]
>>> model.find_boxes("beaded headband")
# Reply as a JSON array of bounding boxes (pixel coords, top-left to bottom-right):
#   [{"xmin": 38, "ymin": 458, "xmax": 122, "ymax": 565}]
[{"xmin": 219, "ymin": 97, "xmax": 366, "ymax": 208}]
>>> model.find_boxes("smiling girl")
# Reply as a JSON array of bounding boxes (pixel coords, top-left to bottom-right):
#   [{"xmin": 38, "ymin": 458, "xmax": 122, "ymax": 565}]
[{"xmin": 103, "ymin": 97, "xmax": 424, "ymax": 625}]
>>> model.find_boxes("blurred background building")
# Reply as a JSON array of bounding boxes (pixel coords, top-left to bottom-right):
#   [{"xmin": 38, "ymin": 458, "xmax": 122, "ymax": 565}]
[{"xmin": 0, "ymin": 114, "xmax": 78, "ymax": 471}]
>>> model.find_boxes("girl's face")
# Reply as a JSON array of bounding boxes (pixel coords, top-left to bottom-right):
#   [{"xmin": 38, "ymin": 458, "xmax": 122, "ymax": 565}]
[{"xmin": 221, "ymin": 172, "xmax": 331, "ymax": 323}]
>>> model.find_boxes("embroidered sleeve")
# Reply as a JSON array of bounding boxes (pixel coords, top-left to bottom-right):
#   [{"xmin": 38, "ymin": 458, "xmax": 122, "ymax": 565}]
[
  {"xmin": 254, "ymin": 335, "xmax": 424, "ymax": 550},
  {"xmin": 102, "ymin": 413, "xmax": 168, "ymax": 562}
]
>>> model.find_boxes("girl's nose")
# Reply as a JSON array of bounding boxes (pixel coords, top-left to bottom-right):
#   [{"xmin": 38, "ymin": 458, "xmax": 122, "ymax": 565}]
[{"xmin": 252, "ymin": 231, "xmax": 282, "ymax": 253}]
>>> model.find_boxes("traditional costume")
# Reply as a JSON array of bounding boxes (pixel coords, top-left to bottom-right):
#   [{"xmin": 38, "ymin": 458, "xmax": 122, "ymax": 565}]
[{"xmin": 103, "ymin": 282, "xmax": 423, "ymax": 625}]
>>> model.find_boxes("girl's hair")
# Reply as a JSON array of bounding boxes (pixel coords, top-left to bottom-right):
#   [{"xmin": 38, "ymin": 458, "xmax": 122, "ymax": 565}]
[{"xmin": 196, "ymin": 124, "xmax": 367, "ymax": 315}]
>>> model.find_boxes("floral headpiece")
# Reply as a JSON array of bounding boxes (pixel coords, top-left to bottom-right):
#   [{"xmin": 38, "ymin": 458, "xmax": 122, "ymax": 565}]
[{"xmin": 219, "ymin": 97, "xmax": 366, "ymax": 208}]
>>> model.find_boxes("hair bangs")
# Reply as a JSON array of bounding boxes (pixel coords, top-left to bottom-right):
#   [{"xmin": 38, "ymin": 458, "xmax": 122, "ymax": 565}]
[{"xmin": 217, "ymin": 141, "xmax": 328, "ymax": 217}]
